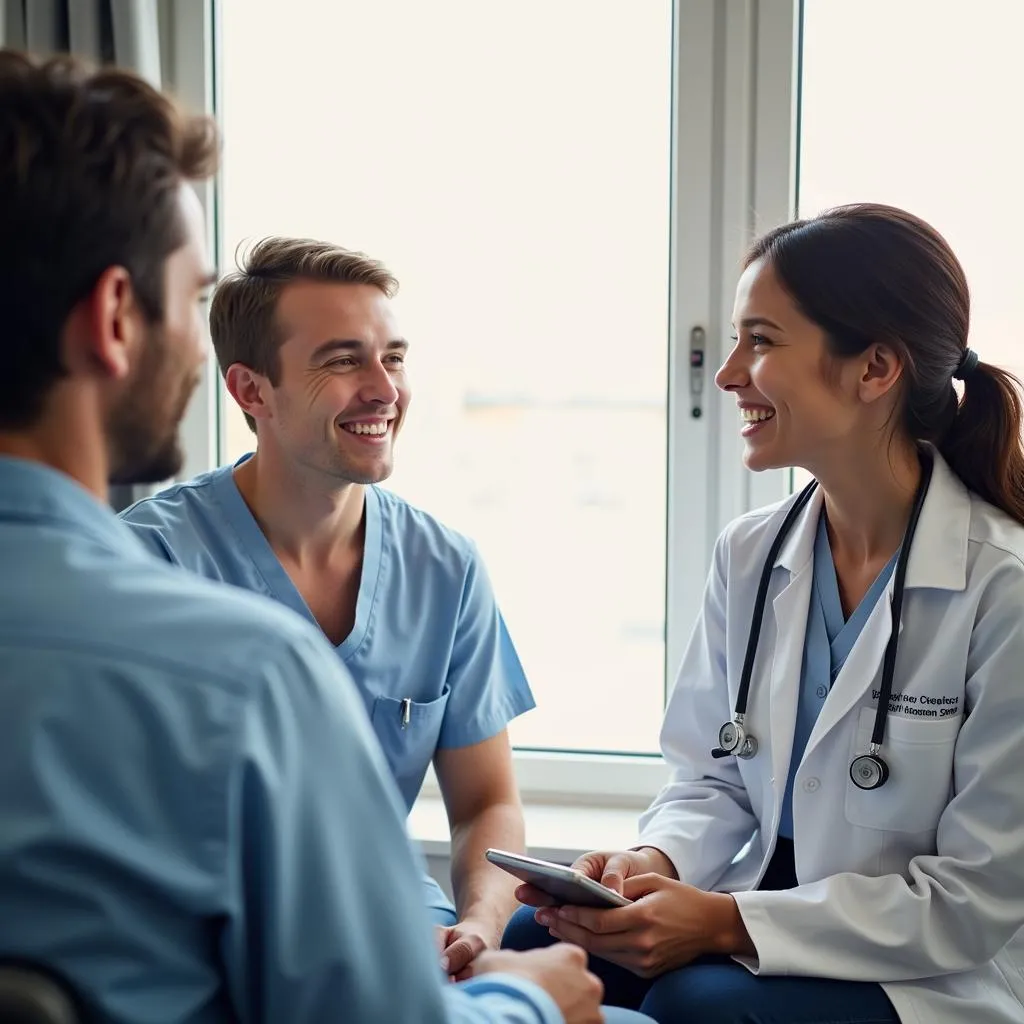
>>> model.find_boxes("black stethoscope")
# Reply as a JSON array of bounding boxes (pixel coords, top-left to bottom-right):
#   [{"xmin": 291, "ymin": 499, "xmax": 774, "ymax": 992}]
[{"xmin": 711, "ymin": 450, "xmax": 934, "ymax": 791}]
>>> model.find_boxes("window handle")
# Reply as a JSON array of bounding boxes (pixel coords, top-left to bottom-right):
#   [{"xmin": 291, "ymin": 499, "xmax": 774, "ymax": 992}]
[{"xmin": 689, "ymin": 325, "xmax": 705, "ymax": 419}]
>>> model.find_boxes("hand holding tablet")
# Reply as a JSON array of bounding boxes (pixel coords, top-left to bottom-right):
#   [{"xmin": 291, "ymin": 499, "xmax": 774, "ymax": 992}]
[{"xmin": 485, "ymin": 848, "xmax": 633, "ymax": 909}]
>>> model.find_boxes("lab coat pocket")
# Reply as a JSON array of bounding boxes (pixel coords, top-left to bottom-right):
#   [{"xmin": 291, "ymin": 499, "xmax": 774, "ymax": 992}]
[
  {"xmin": 844, "ymin": 706, "xmax": 961, "ymax": 834},
  {"xmin": 371, "ymin": 688, "xmax": 451, "ymax": 805}
]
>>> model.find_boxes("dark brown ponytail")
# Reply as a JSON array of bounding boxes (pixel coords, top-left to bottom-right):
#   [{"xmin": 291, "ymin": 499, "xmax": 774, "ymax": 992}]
[{"xmin": 940, "ymin": 362, "xmax": 1024, "ymax": 525}]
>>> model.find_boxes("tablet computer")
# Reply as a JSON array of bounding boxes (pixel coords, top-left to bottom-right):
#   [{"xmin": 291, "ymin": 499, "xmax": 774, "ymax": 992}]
[{"xmin": 485, "ymin": 848, "xmax": 632, "ymax": 909}]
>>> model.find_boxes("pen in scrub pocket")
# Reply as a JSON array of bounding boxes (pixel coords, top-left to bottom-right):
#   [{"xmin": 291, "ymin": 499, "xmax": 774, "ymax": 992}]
[{"xmin": 400, "ymin": 698, "xmax": 411, "ymax": 729}]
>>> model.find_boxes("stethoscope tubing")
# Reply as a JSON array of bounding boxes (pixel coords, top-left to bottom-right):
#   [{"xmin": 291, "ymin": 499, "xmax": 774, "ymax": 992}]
[{"xmin": 723, "ymin": 450, "xmax": 935, "ymax": 778}]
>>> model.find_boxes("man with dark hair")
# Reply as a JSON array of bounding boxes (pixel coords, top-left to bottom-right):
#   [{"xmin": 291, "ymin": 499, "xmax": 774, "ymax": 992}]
[
  {"xmin": 0, "ymin": 49, "xmax": 643, "ymax": 1024},
  {"xmin": 121, "ymin": 237, "xmax": 535, "ymax": 976}
]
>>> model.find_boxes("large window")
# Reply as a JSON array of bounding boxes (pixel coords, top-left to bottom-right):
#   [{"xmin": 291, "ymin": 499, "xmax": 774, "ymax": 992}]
[
  {"xmin": 795, "ymin": 0, "xmax": 1024, "ymax": 487},
  {"xmin": 219, "ymin": 0, "xmax": 674, "ymax": 753},
  {"xmin": 178, "ymin": 0, "xmax": 1021, "ymax": 791}
]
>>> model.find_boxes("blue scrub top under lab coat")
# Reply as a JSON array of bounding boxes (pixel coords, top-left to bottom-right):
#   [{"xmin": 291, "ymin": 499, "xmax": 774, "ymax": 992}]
[
  {"xmin": 779, "ymin": 513, "xmax": 899, "ymax": 839},
  {"xmin": 0, "ymin": 455, "xmax": 562, "ymax": 1024},
  {"xmin": 120, "ymin": 457, "xmax": 536, "ymax": 919}
]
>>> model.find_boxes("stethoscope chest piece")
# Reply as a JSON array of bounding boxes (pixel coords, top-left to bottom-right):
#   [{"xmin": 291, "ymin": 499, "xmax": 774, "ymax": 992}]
[
  {"xmin": 849, "ymin": 747, "xmax": 890, "ymax": 790},
  {"xmin": 718, "ymin": 720, "xmax": 741, "ymax": 750},
  {"xmin": 715, "ymin": 719, "xmax": 758, "ymax": 759}
]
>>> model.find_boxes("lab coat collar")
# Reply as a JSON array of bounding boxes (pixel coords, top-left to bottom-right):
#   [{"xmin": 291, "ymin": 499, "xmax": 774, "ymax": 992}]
[
  {"xmin": 774, "ymin": 487, "xmax": 823, "ymax": 577},
  {"xmin": 773, "ymin": 449, "xmax": 971, "ymax": 593}
]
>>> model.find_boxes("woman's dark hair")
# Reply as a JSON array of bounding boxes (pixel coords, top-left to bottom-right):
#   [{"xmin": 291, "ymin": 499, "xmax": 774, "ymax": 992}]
[{"xmin": 746, "ymin": 203, "xmax": 1024, "ymax": 525}]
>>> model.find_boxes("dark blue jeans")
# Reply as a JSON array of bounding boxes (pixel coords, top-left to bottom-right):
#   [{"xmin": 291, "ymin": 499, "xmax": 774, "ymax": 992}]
[{"xmin": 502, "ymin": 906, "xmax": 899, "ymax": 1024}]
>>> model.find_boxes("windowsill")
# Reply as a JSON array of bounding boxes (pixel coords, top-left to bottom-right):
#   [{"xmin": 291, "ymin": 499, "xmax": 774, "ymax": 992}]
[{"xmin": 409, "ymin": 794, "xmax": 641, "ymax": 864}]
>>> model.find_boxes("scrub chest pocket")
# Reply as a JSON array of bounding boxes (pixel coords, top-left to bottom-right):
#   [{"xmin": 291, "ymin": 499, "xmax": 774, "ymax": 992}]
[{"xmin": 371, "ymin": 688, "xmax": 451, "ymax": 807}]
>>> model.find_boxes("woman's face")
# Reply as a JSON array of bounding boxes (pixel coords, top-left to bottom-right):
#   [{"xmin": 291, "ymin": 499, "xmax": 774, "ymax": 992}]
[{"xmin": 716, "ymin": 258, "xmax": 895, "ymax": 475}]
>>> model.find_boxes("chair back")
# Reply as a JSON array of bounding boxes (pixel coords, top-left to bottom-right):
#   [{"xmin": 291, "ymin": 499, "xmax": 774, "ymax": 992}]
[{"xmin": 0, "ymin": 964, "xmax": 80, "ymax": 1024}]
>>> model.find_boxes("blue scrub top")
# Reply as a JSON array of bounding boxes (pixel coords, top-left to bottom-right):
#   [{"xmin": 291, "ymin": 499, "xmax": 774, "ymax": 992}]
[
  {"xmin": 0, "ymin": 456, "xmax": 561, "ymax": 1024},
  {"xmin": 779, "ymin": 513, "xmax": 899, "ymax": 839},
  {"xmin": 121, "ymin": 457, "xmax": 536, "ymax": 917}
]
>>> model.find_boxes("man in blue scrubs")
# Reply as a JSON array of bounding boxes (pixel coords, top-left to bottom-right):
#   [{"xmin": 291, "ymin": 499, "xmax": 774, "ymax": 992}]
[
  {"xmin": 0, "ymin": 48, "xmax": 651, "ymax": 1024},
  {"xmin": 121, "ymin": 237, "xmax": 535, "ymax": 975}
]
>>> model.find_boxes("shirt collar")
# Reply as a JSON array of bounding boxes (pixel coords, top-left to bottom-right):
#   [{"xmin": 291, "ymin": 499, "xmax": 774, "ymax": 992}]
[
  {"xmin": 0, "ymin": 455, "xmax": 152, "ymax": 560},
  {"xmin": 775, "ymin": 448, "xmax": 970, "ymax": 592}
]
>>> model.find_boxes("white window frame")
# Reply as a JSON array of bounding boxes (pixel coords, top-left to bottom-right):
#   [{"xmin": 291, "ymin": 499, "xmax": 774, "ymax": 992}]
[
  {"xmin": 162, "ymin": 0, "xmax": 221, "ymax": 483},
  {"xmin": 168, "ymin": 0, "xmax": 800, "ymax": 812}
]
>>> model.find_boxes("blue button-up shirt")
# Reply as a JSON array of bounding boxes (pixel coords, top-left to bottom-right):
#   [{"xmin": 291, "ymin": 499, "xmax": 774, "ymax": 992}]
[{"xmin": 0, "ymin": 456, "xmax": 559, "ymax": 1024}]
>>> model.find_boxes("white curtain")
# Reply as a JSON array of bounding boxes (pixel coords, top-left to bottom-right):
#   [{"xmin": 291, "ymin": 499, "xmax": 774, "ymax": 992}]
[
  {"xmin": 2, "ymin": 0, "xmax": 166, "ymax": 509},
  {"xmin": 2, "ymin": 0, "xmax": 162, "ymax": 83}
]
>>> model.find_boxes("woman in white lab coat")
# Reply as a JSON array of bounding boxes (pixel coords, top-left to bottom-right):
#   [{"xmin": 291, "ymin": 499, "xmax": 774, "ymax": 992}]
[{"xmin": 502, "ymin": 203, "xmax": 1024, "ymax": 1024}]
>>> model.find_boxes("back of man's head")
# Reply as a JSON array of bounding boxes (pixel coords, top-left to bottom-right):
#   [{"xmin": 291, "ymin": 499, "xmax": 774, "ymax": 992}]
[{"xmin": 0, "ymin": 49, "xmax": 219, "ymax": 433}]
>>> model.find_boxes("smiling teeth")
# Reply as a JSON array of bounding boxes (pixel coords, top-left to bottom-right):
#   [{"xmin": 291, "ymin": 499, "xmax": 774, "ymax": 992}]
[
  {"xmin": 741, "ymin": 408, "xmax": 775, "ymax": 423},
  {"xmin": 343, "ymin": 422, "xmax": 388, "ymax": 435}
]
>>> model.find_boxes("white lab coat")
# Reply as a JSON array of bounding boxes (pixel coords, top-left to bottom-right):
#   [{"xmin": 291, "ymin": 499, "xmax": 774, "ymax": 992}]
[{"xmin": 639, "ymin": 452, "xmax": 1024, "ymax": 1024}]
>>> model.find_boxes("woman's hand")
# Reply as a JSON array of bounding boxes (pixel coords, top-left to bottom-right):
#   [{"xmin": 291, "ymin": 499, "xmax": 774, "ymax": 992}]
[
  {"xmin": 514, "ymin": 847, "xmax": 677, "ymax": 908},
  {"xmin": 534, "ymin": 873, "xmax": 753, "ymax": 978}
]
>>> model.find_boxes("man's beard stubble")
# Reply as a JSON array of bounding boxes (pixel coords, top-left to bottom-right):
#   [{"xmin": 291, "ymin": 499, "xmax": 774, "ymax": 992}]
[{"xmin": 107, "ymin": 324, "xmax": 201, "ymax": 486}]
